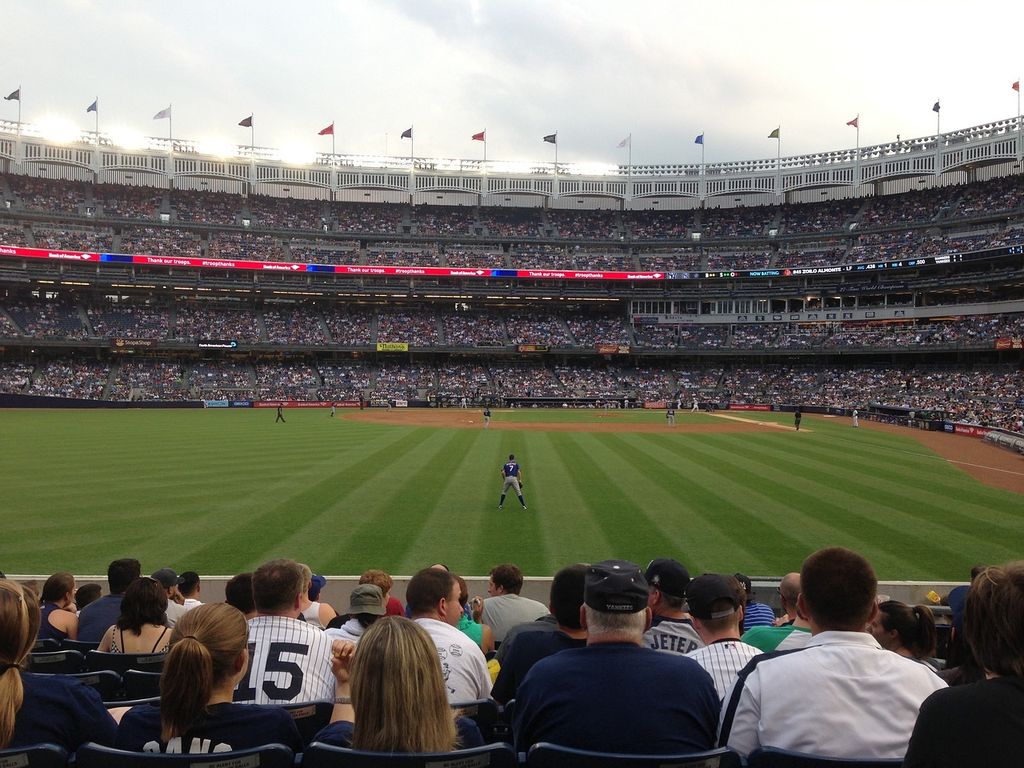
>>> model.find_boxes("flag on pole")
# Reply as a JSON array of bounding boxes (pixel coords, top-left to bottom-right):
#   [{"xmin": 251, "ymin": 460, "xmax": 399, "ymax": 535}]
[
  {"xmin": 847, "ymin": 116, "xmax": 859, "ymax": 128},
  {"xmin": 239, "ymin": 115, "xmax": 253, "ymax": 127},
  {"xmin": 932, "ymin": 100, "xmax": 941, "ymax": 113},
  {"xmin": 4, "ymin": 88, "xmax": 20, "ymax": 101},
  {"xmin": 153, "ymin": 106, "xmax": 171, "ymax": 120},
  {"xmin": 694, "ymin": 133, "xmax": 704, "ymax": 145},
  {"xmin": 86, "ymin": 99, "xmax": 98, "ymax": 113},
  {"xmin": 768, "ymin": 127, "xmax": 780, "ymax": 139},
  {"xmin": 543, "ymin": 133, "xmax": 557, "ymax": 144},
  {"xmin": 472, "ymin": 130, "xmax": 485, "ymax": 141},
  {"xmin": 1013, "ymin": 81, "xmax": 1020, "ymax": 92},
  {"xmin": 401, "ymin": 127, "xmax": 413, "ymax": 139},
  {"xmin": 617, "ymin": 135, "xmax": 631, "ymax": 148},
  {"xmin": 319, "ymin": 123, "xmax": 334, "ymax": 136}
]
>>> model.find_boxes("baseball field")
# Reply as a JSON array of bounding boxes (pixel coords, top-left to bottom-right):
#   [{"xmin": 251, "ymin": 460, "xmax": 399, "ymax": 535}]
[{"xmin": 2, "ymin": 407, "xmax": 1021, "ymax": 580}]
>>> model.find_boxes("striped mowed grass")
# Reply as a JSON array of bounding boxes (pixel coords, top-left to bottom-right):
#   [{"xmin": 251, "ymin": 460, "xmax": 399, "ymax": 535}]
[{"xmin": 1, "ymin": 408, "xmax": 1019, "ymax": 579}]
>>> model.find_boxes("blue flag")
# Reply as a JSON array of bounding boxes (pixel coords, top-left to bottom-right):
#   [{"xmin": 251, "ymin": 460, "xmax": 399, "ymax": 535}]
[
  {"xmin": 86, "ymin": 99, "xmax": 98, "ymax": 113},
  {"xmin": 694, "ymin": 134, "xmax": 704, "ymax": 145}
]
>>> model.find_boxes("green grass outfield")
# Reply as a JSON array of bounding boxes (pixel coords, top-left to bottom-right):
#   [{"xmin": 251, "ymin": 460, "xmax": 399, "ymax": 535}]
[{"xmin": 1, "ymin": 408, "xmax": 1020, "ymax": 579}]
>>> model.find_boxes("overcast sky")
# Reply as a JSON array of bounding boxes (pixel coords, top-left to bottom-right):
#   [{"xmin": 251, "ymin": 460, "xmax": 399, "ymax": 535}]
[{"xmin": 4, "ymin": 0, "xmax": 1023, "ymax": 167}]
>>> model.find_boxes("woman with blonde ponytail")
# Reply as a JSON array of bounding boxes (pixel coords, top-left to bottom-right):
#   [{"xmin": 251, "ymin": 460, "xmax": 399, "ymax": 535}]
[
  {"xmin": 115, "ymin": 603, "xmax": 302, "ymax": 755},
  {"xmin": 0, "ymin": 579, "xmax": 115, "ymax": 751}
]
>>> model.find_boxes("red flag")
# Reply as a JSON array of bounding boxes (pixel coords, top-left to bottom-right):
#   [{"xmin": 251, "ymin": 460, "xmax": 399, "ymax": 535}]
[
  {"xmin": 846, "ymin": 116, "xmax": 859, "ymax": 128},
  {"xmin": 472, "ymin": 130, "xmax": 485, "ymax": 141},
  {"xmin": 1014, "ymin": 81, "xmax": 1021, "ymax": 93},
  {"xmin": 319, "ymin": 123, "xmax": 334, "ymax": 136}
]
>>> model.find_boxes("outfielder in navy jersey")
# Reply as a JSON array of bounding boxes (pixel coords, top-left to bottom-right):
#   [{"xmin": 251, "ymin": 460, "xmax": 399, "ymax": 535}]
[{"xmin": 499, "ymin": 454, "xmax": 527, "ymax": 509}]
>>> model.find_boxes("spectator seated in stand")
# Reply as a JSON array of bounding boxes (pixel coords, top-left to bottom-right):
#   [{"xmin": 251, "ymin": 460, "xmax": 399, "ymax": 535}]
[
  {"xmin": 314, "ymin": 616, "xmax": 484, "ymax": 751},
  {"xmin": 477, "ymin": 563, "xmax": 548, "ymax": 646},
  {"xmin": 300, "ymin": 569, "xmax": 338, "ymax": 630},
  {"xmin": 491, "ymin": 563, "xmax": 587, "ymax": 704},
  {"xmin": 407, "ymin": 568, "xmax": 491, "ymax": 703},
  {"xmin": 904, "ymin": 562, "xmax": 1024, "ymax": 768},
  {"xmin": 78, "ymin": 558, "xmax": 141, "ymax": 643},
  {"xmin": 513, "ymin": 560, "xmax": 720, "ymax": 755},
  {"xmin": 869, "ymin": 601, "xmax": 939, "ymax": 670},
  {"xmin": 325, "ymin": 585, "xmax": 386, "ymax": 643},
  {"xmin": 97, "ymin": 577, "xmax": 172, "ymax": 654},
  {"xmin": 684, "ymin": 574, "xmax": 762, "ymax": 700},
  {"xmin": 115, "ymin": 603, "xmax": 303, "ymax": 755},
  {"xmin": 36, "ymin": 572, "xmax": 79, "ymax": 643},
  {"xmin": 0, "ymin": 579, "xmax": 117, "ymax": 752},
  {"xmin": 719, "ymin": 547, "xmax": 947, "ymax": 761},
  {"xmin": 237, "ymin": 558, "xmax": 337, "ymax": 705}
]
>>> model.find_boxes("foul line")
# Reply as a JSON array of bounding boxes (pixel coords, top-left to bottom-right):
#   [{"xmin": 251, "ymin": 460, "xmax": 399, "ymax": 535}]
[
  {"xmin": 943, "ymin": 457, "xmax": 1024, "ymax": 477},
  {"xmin": 709, "ymin": 413, "xmax": 811, "ymax": 432}
]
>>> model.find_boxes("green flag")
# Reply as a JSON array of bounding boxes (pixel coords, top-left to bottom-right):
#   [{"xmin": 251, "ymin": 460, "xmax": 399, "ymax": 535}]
[{"xmin": 768, "ymin": 127, "xmax": 780, "ymax": 139}]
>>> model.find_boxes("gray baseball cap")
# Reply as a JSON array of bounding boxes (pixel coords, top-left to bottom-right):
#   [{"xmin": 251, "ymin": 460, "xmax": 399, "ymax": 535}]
[{"xmin": 348, "ymin": 584, "xmax": 386, "ymax": 616}]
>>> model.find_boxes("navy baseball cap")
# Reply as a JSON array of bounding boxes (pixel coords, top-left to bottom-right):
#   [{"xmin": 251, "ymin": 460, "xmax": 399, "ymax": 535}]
[
  {"xmin": 687, "ymin": 574, "xmax": 743, "ymax": 620},
  {"xmin": 645, "ymin": 558, "xmax": 691, "ymax": 599},
  {"xmin": 151, "ymin": 568, "xmax": 184, "ymax": 589},
  {"xmin": 585, "ymin": 560, "xmax": 649, "ymax": 613}
]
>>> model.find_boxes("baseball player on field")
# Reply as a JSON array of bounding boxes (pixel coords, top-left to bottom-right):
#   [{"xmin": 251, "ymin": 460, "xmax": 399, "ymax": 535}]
[{"xmin": 499, "ymin": 453, "xmax": 527, "ymax": 510}]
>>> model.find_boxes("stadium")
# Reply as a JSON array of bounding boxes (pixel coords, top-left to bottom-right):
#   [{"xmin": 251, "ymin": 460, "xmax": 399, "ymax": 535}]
[{"xmin": 1, "ymin": 107, "xmax": 1022, "ymax": 584}]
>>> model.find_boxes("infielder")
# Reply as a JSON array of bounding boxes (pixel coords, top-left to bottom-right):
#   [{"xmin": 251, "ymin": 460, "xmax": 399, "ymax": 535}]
[
  {"xmin": 852, "ymin": 408, "xmax": 859, "ymax": 428},
  {"xmin": 499, "ymin": 454, "xmax": 527, "ymax": 510},
  {"xmin": 483, "ymin": 406, "xmax": 492, "ymax": 428},
  {"xmin": 666, "ymin": 405, "xmax": 676, "ymax": 427}
]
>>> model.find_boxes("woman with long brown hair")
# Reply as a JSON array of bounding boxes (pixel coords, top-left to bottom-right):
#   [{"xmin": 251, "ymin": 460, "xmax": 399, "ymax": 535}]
[
  {"xmin": 98, "ymin": 577, "xmax": 171, "ymax": 654},
  {"xmin": 0, "ymin": 579, "xmax": 115, "ymax": 751},
  {"xmin": 115, "ymin": 603, "xmax": 302, "ymax": 754},
  {"xmin": 315, "ymin": 616, "xmax": 483, "ymax": 751}
]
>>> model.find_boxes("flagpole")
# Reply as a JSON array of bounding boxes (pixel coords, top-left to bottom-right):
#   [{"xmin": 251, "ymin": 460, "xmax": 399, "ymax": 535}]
[
  {"xmin": 411, "ymin": 125, "xmax": 414, "ymax": 167},
  {"xmin": 1011, "ymin": 81, "xmax": 1019, "ymax": 162},
  {"xmin": 94, "ymin": 97, "xmax": 99, "ymax": 145},
  {"xmin": 854, "ymin": 116, "xmax": 860, "ymax": 188},
  {"xmin": 627, "ymin": 132, "xmax": 632, "ymax": 180},
  {"xmin": 332, "ymin": 121, "xmax": 336, "ymax": 158},
  {"xmin": 484, "ymin": 129, "xmax": 487, "ymax": 164},
  {"xmin": 701, "ymin": 135, "xmax": 706, "ymax": 203},
  {"xmin": 15, "ymin": 86, "xmax": 21, "ymax": 165},
  {"xmin": 776, "ymin": 126, "xmax": 781, "ymax": 196},
  {"xmin": 168, "ymin": 105, "xmax": 174, "ymax": 185}
]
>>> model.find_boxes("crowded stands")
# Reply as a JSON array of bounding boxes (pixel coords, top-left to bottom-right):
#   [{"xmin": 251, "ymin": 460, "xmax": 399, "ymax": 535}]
[{"xmin": 4, "ymin": 552, "xmax": 1021, "ymax": 762}]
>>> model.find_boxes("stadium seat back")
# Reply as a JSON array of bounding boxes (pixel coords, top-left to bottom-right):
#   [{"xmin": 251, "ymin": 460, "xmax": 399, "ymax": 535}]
[
  {"xmin": 0, "ymin": 743, "xmax": 68, "ymax": 768},
  {"xmin": 33, "ymin": 669, "xmax": 124, "ymax": 702},
  {"xmin": 27, "ymin": 650, "xmax": 86, "ymax": 674},
  {"xmin": 527, "ymin": 743, "xmax": 743, "ymax": 768},
  {"xmin": 123, "ymin": 669, "xmax": 163, "ymax": 700},
  {"xmin": 747, "ymin": 747, "xmax": 903, "ymax": 767},
  {"xmin": 85, "ymin": 650, "xmax": 166, "ymax": 675},
  {"xmin": 279, "ymin": 700, "xmax": 333, "ymax": 746},
  {"xmin": 75, "ymin": 742, "xmax": 294, "ymax": 768},
  {"xmin": 32, "ymin": 638, "xmax": 60, "ymax": 652},
  {"xmin": 60, "ymin": 639, "xmax": 100, "ymax": 653},
  {"xmin": 303, "ymin": 741, "xmax": 518, "ymax": 768},
  {"xmin": 452, "ymin": 699, "xmax": 501, "ymax": 742}
]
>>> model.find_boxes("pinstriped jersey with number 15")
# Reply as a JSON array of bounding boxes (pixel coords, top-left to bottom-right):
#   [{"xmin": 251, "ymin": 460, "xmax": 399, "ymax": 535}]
[{"xmin": 235, "ymin": 616, "xmax": 336, "ymax": 704}]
